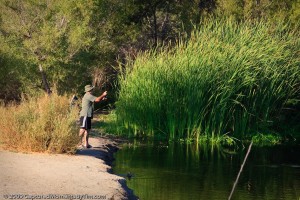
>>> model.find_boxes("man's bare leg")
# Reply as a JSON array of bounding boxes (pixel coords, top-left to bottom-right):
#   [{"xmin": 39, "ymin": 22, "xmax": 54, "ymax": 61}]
[
  {"xmin": 83, "ymin": 129, "xmax": 90, "ymax": 147},
  {"xmin": 79, "ymin": 128, "xmax": 86, "ymax": 145},
  {"xmin": 79, "ymin": 128, "xmax": 85, "ymax": 136},
  {"xmin": 86, "ymin": 129, "xmax": 90, "ymax": 147}
]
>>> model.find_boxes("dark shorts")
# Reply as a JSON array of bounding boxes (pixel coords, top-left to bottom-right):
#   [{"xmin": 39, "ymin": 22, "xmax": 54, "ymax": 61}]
[{"xmin": 79, "ymin": 116, "xmax": 92, "ymax": 130}]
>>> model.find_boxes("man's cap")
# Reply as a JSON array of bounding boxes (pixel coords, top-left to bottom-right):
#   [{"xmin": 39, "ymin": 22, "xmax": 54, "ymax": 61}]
[{"xmin": 84, "ymin": 85, "xmax": 94, "ymax": 92}]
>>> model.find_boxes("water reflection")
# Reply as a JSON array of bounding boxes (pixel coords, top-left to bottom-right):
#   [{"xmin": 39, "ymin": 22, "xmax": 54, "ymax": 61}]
[{"xmin": 113, "ymin": 142, "xmax": 300, "ymax": 200}]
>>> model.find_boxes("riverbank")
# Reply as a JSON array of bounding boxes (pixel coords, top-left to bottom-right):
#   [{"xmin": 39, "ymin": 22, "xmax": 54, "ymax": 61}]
[{"xmin": 0, "ymin": 136, "xmax": 137, "ymax": 200}]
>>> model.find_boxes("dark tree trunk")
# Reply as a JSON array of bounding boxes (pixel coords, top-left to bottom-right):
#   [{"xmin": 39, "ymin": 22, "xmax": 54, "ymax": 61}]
[
  {"xmin": 153, "ymin": 8, "xmax": 158, "ymax": 47},
  {"xmin": 39, "ymin": 64, "xmax": 51, "ymax": 95}
]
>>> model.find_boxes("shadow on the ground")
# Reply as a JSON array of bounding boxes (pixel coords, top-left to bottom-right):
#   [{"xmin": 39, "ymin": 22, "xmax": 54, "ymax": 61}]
[{"xmin": 76, "ymin": 138, "xmax": 118, "ymax": 167}]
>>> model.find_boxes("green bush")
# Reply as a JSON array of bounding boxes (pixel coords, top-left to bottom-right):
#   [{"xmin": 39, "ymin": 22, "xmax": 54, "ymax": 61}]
[{"xmin": 116, "ymin": 19, "xmax": 300, "ymax": 142}]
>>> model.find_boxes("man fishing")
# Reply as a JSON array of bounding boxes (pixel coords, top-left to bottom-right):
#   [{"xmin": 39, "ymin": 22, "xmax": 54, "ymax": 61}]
[{"xmin": 79, "ymin": 84, "xmax": 107, "ymax": 148}]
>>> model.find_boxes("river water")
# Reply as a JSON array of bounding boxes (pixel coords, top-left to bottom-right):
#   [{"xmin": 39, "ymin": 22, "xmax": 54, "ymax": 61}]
[{"xmin": 113, "ymin": 141, "xmax": 300, "ymax": 200}]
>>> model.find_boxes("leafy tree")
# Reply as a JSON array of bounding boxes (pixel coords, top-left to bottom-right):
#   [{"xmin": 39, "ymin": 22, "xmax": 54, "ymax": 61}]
[
  {"xmin": 0, "ymin": 0, "xmax": 120, "ymax": 96},
  {"xmin": 216, "ymin": 0, "xmax": 300, "ymax": 22},
  {"xmin": 0, "ymin": 0, "xmax": 299, "ymax": 102},
  {"xmin": 289, "ymin": 0, "xmax": 300, "ymax": 24},
  {"xmin": 0, "ymin": 0, "xmax": 135, "ymax": 96}
]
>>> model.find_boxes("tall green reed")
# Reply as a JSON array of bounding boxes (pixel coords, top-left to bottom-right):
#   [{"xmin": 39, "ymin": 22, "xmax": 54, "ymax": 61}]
[{"xmin": 116, "ymin": 19, "xmax": 300, "ymax": 142}]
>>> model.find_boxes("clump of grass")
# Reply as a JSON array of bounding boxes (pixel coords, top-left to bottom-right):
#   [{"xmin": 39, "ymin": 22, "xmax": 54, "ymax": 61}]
[
  {"xmin": 116, "ymin": 19, "xmax": 300, "ymax": 142},
  {"xmin": 0, "ymin": 91, "xmax": 79, "ymax": 153},
  {"xmin": 251, "ymin": 133, "xmax": 282, "ymax": 146},
  {"xmin": 96, "ymin": 111, "xmax": 130, "ymax": 136}
]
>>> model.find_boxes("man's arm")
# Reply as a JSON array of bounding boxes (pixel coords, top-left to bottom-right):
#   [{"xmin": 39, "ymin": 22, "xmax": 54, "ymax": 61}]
[{"xmin": 95, "ymin": 91, "xmax": 107, "ymax": 102}]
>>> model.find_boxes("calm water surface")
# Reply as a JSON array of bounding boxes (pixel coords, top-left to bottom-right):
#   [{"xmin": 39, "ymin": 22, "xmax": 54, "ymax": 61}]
[{"xmin": 113, "ymin": 141, "xmax": 300, "ymax": 200}]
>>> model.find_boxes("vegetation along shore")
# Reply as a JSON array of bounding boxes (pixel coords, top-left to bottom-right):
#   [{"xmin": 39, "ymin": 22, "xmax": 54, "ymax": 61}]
[
  {"xmin": 0, "ymin": 1, "xmax": 299, "ymax": 199},
  {"xmin": 113, "ymin": 19, "xmax": 300, "ymax": 145}
]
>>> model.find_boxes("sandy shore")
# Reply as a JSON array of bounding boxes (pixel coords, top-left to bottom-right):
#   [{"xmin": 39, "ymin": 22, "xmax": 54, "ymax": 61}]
[{"xmin": 0, "ymin": 137, "xmax": 137, "ymax": 200}]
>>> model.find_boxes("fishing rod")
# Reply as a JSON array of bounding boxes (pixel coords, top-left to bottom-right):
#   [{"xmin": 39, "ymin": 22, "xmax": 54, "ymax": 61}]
[{"xmin": 228, "ymin": 140, "xmax": 253, "ymax": 200}]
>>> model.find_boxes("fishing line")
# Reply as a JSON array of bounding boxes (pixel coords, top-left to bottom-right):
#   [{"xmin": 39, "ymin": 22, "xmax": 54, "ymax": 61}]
[{"xmin": 228, "ymin": 140, "xmax": 253, "ymax": 200}]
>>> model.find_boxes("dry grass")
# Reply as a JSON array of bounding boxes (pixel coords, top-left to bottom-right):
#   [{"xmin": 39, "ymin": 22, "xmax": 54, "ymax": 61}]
[{"xmin": 0, "ymin": 91, "xmax": 79, "ymax": 153}]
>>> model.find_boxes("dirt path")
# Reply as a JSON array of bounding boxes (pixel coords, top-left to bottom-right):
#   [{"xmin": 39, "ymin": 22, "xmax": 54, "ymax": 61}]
[{"xmin": 0, "ymin": 137, "xmax": 136, "ymax": 200}]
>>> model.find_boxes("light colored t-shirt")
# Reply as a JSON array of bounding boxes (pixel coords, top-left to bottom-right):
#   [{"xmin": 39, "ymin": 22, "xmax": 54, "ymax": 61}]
[{"xmin": 80, "ymin": 93, "xmax": 97, "ymax": 117}]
